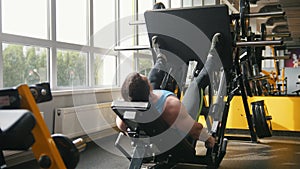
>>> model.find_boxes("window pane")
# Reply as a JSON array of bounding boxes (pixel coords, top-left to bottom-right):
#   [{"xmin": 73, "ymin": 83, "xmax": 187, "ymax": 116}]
[
  {"xmin": 183, "ymin": 0, "xmax": 193, "ymax": 7},
  {"xmin": 171, "ymin": 0, "xmax": 182, "ymax": 8},
  {"xmin": 138, "ymin": 0, "xmax": 154, "ymax": 14},
  {"xmin": 138, "ymin": 31, "xmax": 150, "ymax": 46},
  {"xmin": 56, "ymin": 0, "xmax": 87, "ymax": 45},
  {"xmin": 57, "ymin": 49, "xmax": 87, "ymax": 87},
  {"xmin": 120, "ymin": 0, "xmax": 134, "ymax": 46},
  {"xmin": 136, "ymin": 52, "xmax": 153, "ymax": 76},
  {"xmin": 2, "ymin": 0, "xmax": 48, "ymax": 39},
  {"xmin": 2, "ymin": 43, "xmax": 48, "ymax": 87},
  {"xmin": 94, "ymin": 54, "xmax": 117, "ymax": 86},
  {"xmin": 137, "ymin": 0, "xmax": 153, "ymax": 46},
  {"xmin": 194, "ymin": 0, "xmax": 203, "ymax": 6},
  {"xmin": 204, "ymin": 0, "xmax": 216, "ymax": 5},
  {"xmin": 93, "ymin": 0, "xmax": 115, "ymax": 48}
]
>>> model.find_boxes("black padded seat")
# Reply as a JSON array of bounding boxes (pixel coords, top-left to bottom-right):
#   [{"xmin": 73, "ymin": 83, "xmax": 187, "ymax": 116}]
[{"xmin": 0, "ymin": 109, "xmax": 36, "ymax": 150}]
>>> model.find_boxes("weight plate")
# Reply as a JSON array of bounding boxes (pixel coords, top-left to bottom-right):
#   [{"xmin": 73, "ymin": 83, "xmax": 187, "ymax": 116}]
[
  {"xmin": 52, "ymin": 134, "xmax": 80, "ymax": 169},
  {"xmin": 251, "ymin": 100, "xmax": 272, "ymax": 138}
]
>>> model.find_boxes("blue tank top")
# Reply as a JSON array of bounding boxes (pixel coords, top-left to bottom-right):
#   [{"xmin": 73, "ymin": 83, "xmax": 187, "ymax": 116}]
[{"xmin": 153, "ymin": 90, "xmax": 175, "ymax": 113}]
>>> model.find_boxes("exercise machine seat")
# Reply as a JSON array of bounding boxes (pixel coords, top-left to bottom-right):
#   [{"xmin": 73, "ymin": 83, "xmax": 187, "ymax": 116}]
[
  {"xmin": 0, "ymin": 109, "xmax": 36, "ymax": 150},
  {"xmin": 112, "ymin": 101, "xmax": 205, "ymax": 166}
]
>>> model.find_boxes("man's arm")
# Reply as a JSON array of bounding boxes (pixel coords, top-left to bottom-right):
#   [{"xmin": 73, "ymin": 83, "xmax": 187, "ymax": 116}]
[
  {"xmin": 162, "ymin": 96, "xmax": 215, "ymax": 148},
  {"xmin": 116, "ymin": 116, "xmax": 127, "ymax": 132}
]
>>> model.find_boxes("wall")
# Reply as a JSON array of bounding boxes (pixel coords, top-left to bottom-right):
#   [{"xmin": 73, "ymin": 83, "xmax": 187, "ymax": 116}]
[
  {"xmin": 285, "ymin": 67, "xmax": 300, "ymax": 94},
  {"xmin": 227, "ymin": 96, "xmax": 300, "ymax": 131},
  {"xmin": 38, "ymin": 88, "xmax": 121, "ymax": 133}
]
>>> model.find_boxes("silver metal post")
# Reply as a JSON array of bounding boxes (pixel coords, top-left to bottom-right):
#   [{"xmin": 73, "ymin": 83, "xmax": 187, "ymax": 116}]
[
  {"xmin": 236, "ymin": 40, "xmax": 283, "ymax": 47},
  {"xmin": 245, "ymin": 11, "xmax": 285, "ymax": 18}
]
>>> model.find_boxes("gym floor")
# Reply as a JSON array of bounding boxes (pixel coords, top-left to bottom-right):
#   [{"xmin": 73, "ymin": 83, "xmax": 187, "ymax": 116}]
[{"xmin": 7, "ymin": 134, "xmax": 300, "ymax": 169}]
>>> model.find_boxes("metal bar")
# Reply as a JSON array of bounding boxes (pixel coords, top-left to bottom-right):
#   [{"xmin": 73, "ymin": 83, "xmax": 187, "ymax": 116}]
[
  {"xmin": 50, "ymin": 0, "xmax": 57, "ymax": 91},
  {"xmin": 0, "ymin": 0, "xmax": 4, "ymax": 88},
  {"xmin": 285, "ymin": 45, "xmax": 300, "ymax": 49},
  {"xmin": 1, "ymin": 33, "xmax": 114, "ymax": 55},
  {"xmin": 245, "ymin": 11, "xmax": 285, "ymax": 18},
  {"xmin": 262, "ymin": 56, "xmax": 290, "ymax": 60},
  {"xmin": 235, "ymin": 40, "xmax": 283, "ymax": 47},
  {"xmin": 88, "ymin": 0, "xmax": 93, "ymax": 87},
  {"xmin": 129, "ymin": 20, "xmax": 146, "ymax": 25},
  {"xmin": 234, "ymin": 48, "xmax": 258, "ymax": 142},
  {"xmin": 221, "ymin": 0, "xmax": 239, "ymax": 13},
  {"xmin": 134, "ymin": 0, "xmax": 138, "ymax": 46},
  {"xmin": 114, "ymin": 45, "xmax": 150, "ymax": 51},
  {"xmin": 266, "ymin": 32, "xmax": 291, "ymax": 38}
]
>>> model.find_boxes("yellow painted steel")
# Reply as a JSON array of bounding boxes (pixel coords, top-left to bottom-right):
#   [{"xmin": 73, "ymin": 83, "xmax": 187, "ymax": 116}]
[
  {"xmin": 198, "ymin": 95, "xmax": 300, "ymax": 132},
  {"xmin": 17, "ymin": 84, "xmax": 67, "ymax": 169},
  {"xmin": 227, "ymin": 96, "xmax": 300, "ymax": 131}
]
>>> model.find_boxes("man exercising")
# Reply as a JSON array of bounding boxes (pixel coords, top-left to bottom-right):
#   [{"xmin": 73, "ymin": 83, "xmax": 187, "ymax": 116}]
[{"xmin": 116, "ymin": 33, "xmax": 221, "ymax": 149}]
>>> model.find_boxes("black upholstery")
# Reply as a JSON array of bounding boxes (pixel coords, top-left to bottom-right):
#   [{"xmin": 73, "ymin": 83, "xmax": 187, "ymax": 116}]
[
  {"xmin": 0, "ymin": 109, "xmax": 36, "ymax": 150},
  {"xmin": 111, "ymin": 101, "xmax": 198, "ymax": 164}
]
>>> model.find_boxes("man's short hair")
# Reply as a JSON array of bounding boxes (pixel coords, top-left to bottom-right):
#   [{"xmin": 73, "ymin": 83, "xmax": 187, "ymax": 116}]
[
  {"xmin": 121, "ymin": 72, "xmax": 150, "ymax": 102},
  {"xmin": 153, "ymin": 2, "xmax": 165, "ymax": 9}
]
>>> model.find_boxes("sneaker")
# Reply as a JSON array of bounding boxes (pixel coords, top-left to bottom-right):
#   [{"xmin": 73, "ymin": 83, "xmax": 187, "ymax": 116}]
[
  {"xmin": 210, "ymin": 33, "xmax": 221, "ymax": 51},
  {"xmin": 152, "ymin": 36, "xmax": 167, "ymax": 62}
]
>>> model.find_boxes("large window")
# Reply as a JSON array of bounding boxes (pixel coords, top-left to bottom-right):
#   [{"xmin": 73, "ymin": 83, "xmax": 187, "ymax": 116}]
[
  {"xmin": 0, "ymin": 0, "xmax": 117, "ymax": 89},
  {"xmin": 0, "ymin": 0, "xmax": 217, "ymax": 90}
]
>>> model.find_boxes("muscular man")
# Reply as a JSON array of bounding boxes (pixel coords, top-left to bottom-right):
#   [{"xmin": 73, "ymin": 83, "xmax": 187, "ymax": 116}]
[{"xmin": 116, "ymin": 33, "xmax": 221, "ymax": 148}]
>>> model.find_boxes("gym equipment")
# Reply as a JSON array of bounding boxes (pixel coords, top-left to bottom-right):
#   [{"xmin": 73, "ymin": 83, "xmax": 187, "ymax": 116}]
[
  {"xmin": 251, "ymin": 100, "xmax": 272, "ymax": 138},
  {"xmin": 260, "ymin": 46, "xmax": 287, "ymax": 95},
  {"xmin": 228, "ymin": 0, "xmax": 289, "ymax": 141},
  {"xmin": 0, "ymin": 83, "xmax": 85, "ymax": 169},
  {"xmin": 0, "ymin": 109, "xmax": 36, "ymax": 168},
  {"xmin": 235, "ymin": 0, "xmax": 286, "ymax": 97},
  {"xmin": 145, "ymin": 1, "xmax": 276, "ymax": 142},
  {"xmin": 112, "ymin": 79, "xmax": 229, "ymax": 169},
  {"xmin": 293, "ymin": 75, "xmax": 300, "ymax": 95},
  {"xmin": 238, "ymin": 0, "xmax": 285, "ymax": 39},
  {"xmin": 112, "ymin": 101, "xmax": 209, "ymax": 169},
  {"xmin": 112, "ymin": 5, "xmax": 234, "ymax": 169},
  {"xmin": 112, "ymin": 58, "xmax": 230, "ymax": 168},
  {"xmin": 113, "ymin": 2, "xmax": 278, "ymax": 168}
]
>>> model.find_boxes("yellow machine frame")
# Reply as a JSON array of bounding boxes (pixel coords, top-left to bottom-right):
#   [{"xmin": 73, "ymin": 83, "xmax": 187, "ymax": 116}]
[
  {"xmin": 17, "ymin": 84, "xmax": 67, "ymax": 169},
  {"xmin": 261, "ymin": 46, "xmax": 287, "ymax": 94}
]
